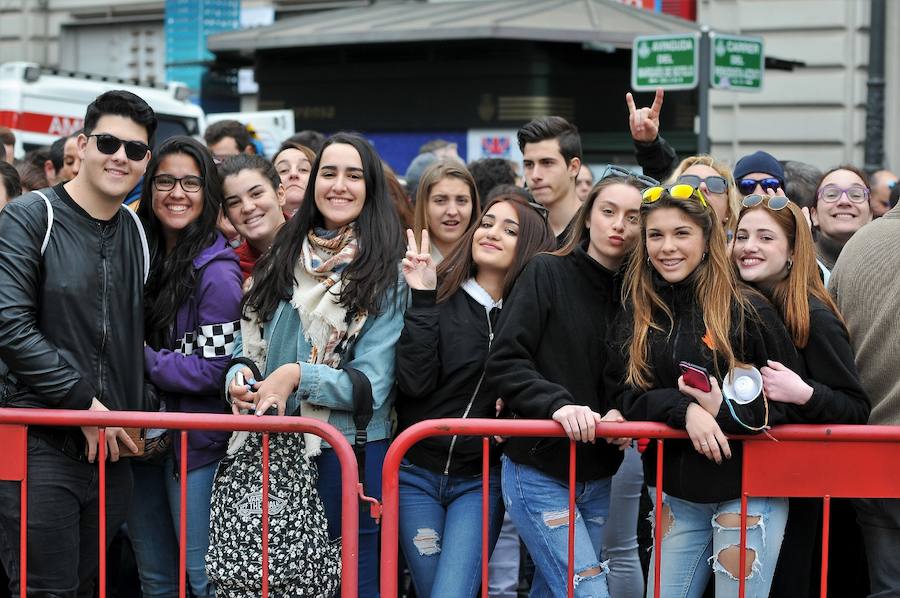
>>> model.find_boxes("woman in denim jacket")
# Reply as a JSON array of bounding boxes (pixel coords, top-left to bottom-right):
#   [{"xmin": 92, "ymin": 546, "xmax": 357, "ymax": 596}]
[{"xmin": 226, "ymin": 132, "xmax": 405, "ymax": 596}]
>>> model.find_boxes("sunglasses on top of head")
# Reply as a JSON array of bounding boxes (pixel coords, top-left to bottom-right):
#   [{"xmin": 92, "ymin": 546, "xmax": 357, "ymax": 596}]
[
  {"xmin": 741, "ymin": 194, "xmax": 790, "ymax": 211},
  {"xmin": 642, "ymin": 184, "xmax": 709, "ymax": 208},
  {"xmin": 677, "ymin": 174, "xmax": 728, "ymax": 195},
  {"xmin": 737, "ymin": 177, "xmax": 782, "ymax": 195},
  {"xmin": 88, "ymin": 133, "xmax": 150, "ymax": 162},
  {"xmin": 600, "ymin": 165, "xmax": 659, "ymax": 189}
]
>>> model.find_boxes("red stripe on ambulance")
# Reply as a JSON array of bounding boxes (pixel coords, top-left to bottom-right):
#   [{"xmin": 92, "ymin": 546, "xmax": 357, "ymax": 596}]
[{"xmin": 0, "ymin": 110, "xmax": 84, "ymax": 137}]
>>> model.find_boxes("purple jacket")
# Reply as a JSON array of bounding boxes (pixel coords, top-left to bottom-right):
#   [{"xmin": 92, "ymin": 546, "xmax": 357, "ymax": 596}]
[{"xmin": 144, "ymin": 234, "xmax": 242, "ymax": 470}]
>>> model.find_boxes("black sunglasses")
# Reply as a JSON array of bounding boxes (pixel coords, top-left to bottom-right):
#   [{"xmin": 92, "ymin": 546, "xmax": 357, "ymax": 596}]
[
  {"xmin": 737, "ymin": 177, "xmax": 782, "ymax": 195},
  {"xmin": 677, "ymin": 174, "xmax": 728, "ymax": 195},
  {"xmin": 89, "ymin": 134, "xmax": 150, "ymax": 161}
]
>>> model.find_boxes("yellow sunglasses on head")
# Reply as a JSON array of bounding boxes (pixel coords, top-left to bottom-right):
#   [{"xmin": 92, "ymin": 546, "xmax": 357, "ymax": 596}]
[{"xmin": 642, "ymin": 184, "xmax": 709, "ymax": 208}]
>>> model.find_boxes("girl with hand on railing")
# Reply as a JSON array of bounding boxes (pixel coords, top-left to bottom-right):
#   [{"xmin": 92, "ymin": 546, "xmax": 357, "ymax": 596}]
[
  {"xmin": 731, "ymin": 193, "xmax": 869, "ymax": 598},
  {"xmin": 394, "ymin": 186, "xmax": 555, "ymax": 598},
  {"xmin": 130, "ymin": 136, "xmax": 243, "ymax": 598},
  {"xmin": 613, "ymin": 184, "xmax": 802, "ymax": 598},
  {"xmin": 224, "ymin": 133, "xmax": 406, "ymax": 596},
  {"xmin": 486, "ymin": 175, "xmax": 647, "ymax": 597}
]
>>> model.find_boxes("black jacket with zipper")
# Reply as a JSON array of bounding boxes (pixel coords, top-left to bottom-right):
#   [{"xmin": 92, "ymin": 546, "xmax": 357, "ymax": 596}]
[
  {"xmin": 609, "ymin": 277, "xmax": 801, "ymax": 503},
  {"xmin": 395, "ymin": 287, "xmax": 500, "ymax": 476},
  {"xmin": 0, "ymin": 185, "xmax": 145, "ymax": 438},
  {"xmin": 486, "ymin": 244, "xmax": 625, "ymax": 483}
]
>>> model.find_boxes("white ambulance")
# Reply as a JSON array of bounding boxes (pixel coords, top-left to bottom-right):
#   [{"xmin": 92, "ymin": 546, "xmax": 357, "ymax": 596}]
[{"xmin": 0, "ymin": 62, "xmax": 205, "ymax": 159}]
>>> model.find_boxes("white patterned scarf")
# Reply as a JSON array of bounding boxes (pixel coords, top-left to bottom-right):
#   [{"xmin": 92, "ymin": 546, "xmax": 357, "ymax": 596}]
[{"xmin": 235, "ymin": 224, "xmax": 368, "ymax": 457}]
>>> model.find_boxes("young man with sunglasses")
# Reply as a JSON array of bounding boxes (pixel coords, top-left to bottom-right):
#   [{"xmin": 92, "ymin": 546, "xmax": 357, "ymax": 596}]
[
  {"xmin": 517, "ymin": 116, "xmax": 583, "ymax": 247},
  {"xmin": 733, "ymin": 150, "xmax": 786, "ymax": 197},
  {"xmin": 0, "ymin": 90, "xmax": 156, "ymax": 597}
]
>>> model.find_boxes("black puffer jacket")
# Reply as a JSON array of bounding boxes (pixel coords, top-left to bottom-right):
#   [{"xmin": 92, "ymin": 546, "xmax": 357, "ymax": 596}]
[
  {"xmin": 610, "ymin": 276, "xmax": 800, "ymax": 503},
  {"xmin": 0, "ymin": 185, "xmax": 145, "ymax": 417}
]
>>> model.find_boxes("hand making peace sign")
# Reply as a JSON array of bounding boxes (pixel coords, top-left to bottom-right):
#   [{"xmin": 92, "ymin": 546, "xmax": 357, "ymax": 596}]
[
  {"xmin": 402, "ymin": 229, "xmax": 437, "ymax": 291},
  {"xmin": 626, "ymin": 87, "xmax": 664, "ymax": 143}
]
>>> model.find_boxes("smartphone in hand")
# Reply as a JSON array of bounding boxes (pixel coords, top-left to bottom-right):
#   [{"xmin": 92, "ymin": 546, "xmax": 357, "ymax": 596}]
[{"xmin": 679, "ymin": 361, "xmax": 712, "ymax": 393}]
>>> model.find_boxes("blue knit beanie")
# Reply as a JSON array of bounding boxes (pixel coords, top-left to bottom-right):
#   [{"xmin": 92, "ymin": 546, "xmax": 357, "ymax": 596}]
[{"xmin": 733, "ymin": 150, "xmax": 784, "ymax": 183}]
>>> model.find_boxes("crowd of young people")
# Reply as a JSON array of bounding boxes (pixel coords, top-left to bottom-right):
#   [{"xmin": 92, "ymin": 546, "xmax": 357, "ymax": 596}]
[{"xmin": 0, "ymin": 87, "xmax": 895, "ymax": 598}]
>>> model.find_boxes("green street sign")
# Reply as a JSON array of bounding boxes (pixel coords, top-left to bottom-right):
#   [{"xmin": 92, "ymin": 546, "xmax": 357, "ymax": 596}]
[
  {"xmin": 710, "ymin": 34, "xmax": 765, "ymax": 91},
  {"xmin": 631, "ymin": 33, "xmax": 700, "ymax": 91}
]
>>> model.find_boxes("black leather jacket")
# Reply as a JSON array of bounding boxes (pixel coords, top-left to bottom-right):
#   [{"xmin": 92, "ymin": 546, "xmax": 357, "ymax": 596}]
[{"xmin": 0, "ymin": 184, "xmax": 144, "ymax": 413}]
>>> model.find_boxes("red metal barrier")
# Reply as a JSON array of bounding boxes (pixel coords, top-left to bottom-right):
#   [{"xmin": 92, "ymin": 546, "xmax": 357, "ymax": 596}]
[
  {"xmin": 381, "ymin": 419, "xmax": 900, "ymax": 598},
  {"xmin": 0, "ymin": 409, "xmax": 366, "ymax": 598}
]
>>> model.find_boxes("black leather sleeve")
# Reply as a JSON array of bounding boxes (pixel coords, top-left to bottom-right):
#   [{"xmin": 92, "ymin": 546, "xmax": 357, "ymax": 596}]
[{"xmin": 0, "ymin": 195, "xmax": 94, "ymax": 409}]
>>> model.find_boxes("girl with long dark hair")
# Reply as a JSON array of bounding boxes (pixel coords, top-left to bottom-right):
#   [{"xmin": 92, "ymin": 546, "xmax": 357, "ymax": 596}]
[
  {"xmin": 617, "ymin": 185, "xmax": 800, "ymax": 597},
  {"xmin": 226, "ymin": 132, "xmax": 406, "ymax": 595},
  {"xmin": 395, "ymin": 186, "xmax": 555, "ymax": 597},
  {"xmin": 486, "ymin": 175, "xmax": 647, "ymax": 597},
  {"xmin": 129, "ymin": 136, "xmax": 243, "ymax": 598}
]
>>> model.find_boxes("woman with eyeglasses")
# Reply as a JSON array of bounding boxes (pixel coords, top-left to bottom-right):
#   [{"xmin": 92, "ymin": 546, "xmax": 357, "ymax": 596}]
[
  {"xmin": 810, "ymin": 165, "xmax": 873, "ymax": 285},
  {"xmin": 395, "ymin": 186, "xmax": 555, "ymax": 598},
  {"xmin": 413, "ymin": 160, "xmax": 481, "ymax": 264},
  {"xmin": 612, "ymin": 184, "xmax": 800, "ymax": 598},
  {"xmin": 486, "ymin": 175, "xmax": 646, "ymax": 597},
  {"xmin": 130, "ymin": 136, "xmax": 243, "ymax": 598},
  {"xmin": 669, "ymin": 156, "xmax": 741, "ymax": 240},
  {"xmin": 731, "ymin": 193, "xmax": 869, "ymax": 598}
]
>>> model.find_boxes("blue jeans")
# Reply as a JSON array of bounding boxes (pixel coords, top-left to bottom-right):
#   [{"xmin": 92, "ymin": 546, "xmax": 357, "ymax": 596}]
[
  {"xmin": 487, "ymin": 513, "xmax": 521, "ymax": 598},
  {"xmin": 647, "ymin": 493, "xmax": 788, "ymax": 598},
  {"xmin": 317, "ymin": 439, "xmax": 387, "ymax": 598},
  {"xmin": 398, "ymin": 459, "xmax": 504, "ymax": 598},
  {"xmin": 0, "ymin": 433, "xmax": 133, "ymax": 598},
  {"xmin": 127, "ymin": 456, "xmax": 218, "ymax": 598},
  {"xmin": 501, "ymin": 455, "xmax": 611, "ymax": 598},
  {"xmin": 603, "ymin": 445, "xmax": 644, "ymax": 598}
]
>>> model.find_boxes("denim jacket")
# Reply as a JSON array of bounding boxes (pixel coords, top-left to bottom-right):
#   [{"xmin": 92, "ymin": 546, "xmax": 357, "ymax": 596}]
[{"xmin": 226, "ymin": 279, "xmax": 406, "ymax": 448}]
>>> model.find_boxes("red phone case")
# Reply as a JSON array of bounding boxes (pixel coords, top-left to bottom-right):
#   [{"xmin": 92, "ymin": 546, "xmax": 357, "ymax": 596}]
[{"xmin": 679, "ymin": 361, "xmax": 712, "ymax": 392}]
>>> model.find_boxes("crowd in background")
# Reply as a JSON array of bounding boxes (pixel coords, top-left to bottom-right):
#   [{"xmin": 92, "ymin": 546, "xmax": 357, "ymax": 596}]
[{"xmin": 0, "ymin": 86, "xmax": 898, "ymax": 598}]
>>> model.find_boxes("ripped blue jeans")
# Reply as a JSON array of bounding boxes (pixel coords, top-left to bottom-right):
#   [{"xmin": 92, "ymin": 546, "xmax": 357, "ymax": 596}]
[
  {"xmin": 501, "ymin": 455, "xmax": 611, "ymax": 598},
  {"xmin": 646, "ymin": 493, "xmax": 788, "ymax": 598}
]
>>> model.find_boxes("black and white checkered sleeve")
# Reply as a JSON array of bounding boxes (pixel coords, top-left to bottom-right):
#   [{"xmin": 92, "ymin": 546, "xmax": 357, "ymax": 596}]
[{"xmin": 175, "ymin": 320, "xmax": 239, "ymax": 358}]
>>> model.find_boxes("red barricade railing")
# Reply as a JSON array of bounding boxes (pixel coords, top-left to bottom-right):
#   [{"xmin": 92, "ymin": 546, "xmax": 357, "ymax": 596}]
[
  {"xmin": 381, "ymin": 419, "xmax": 900, "ymax": 598},
  {"xmin": 0, "ymin": 408, "xmax": 367, "ymax": 598}
]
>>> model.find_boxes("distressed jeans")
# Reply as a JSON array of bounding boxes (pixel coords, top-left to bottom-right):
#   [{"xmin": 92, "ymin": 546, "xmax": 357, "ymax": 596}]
[
  {"xmin": 398, "ymin": 459, "xmax": 504, "ymax": 598},
  {"xmin": 646, "ymin": 493, "xmax": 788, "ymax": 598},
  {"xmin": 501, "ymin": 455, "xmax": 611, "ymax": 598}
]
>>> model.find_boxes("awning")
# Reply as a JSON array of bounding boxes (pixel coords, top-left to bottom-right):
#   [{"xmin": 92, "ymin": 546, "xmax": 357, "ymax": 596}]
[{"xmin": 208, "ymin": 0, "xmax": 702, "ymax": 54}]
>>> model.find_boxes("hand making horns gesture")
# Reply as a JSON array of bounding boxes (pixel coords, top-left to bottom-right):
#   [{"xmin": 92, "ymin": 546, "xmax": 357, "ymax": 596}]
[
  {"xmin": 402, "ymin": 229, "xmax": 437, "ymax": 291},
  {"xmin": 626, "ymin": 87, "xmax": 664, "ymax": 143}
]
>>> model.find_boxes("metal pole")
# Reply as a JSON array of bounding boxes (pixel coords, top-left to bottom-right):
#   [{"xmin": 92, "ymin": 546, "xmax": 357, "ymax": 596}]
[
  {"xmin": 863, "ymin": 0, "xmax": 886, "ymax": 175},
  {"xmin": 698, "ymin": 26, "xmax": 711, "ymax": 154}
]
